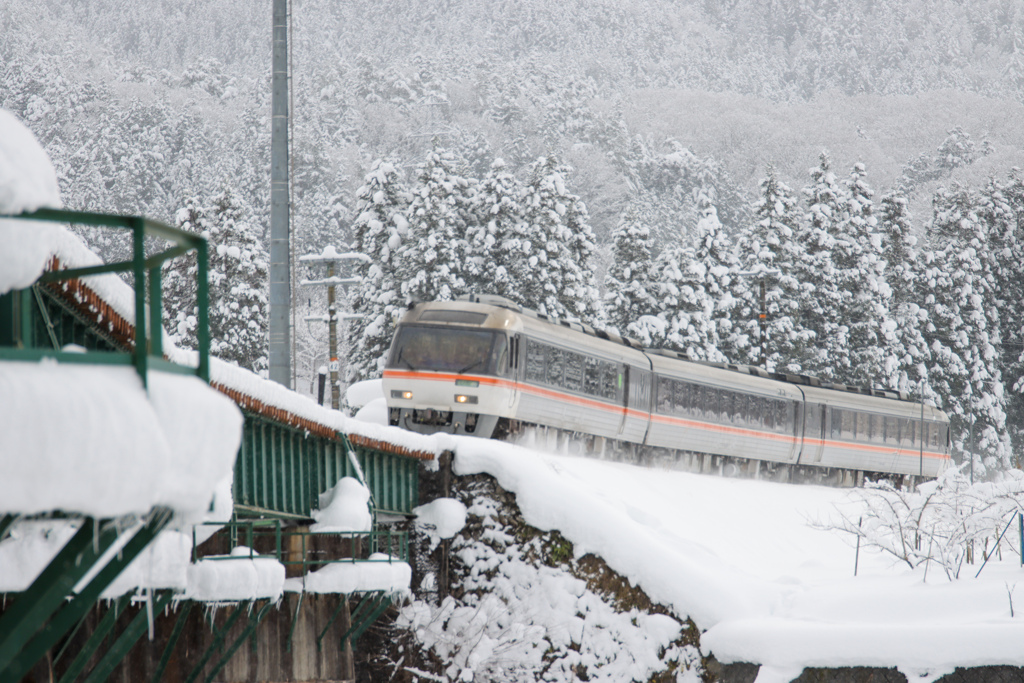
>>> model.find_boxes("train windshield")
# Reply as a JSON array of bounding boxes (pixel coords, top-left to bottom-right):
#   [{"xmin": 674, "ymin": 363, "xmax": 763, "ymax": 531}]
[{"xmin": 387, "ymin": 325, "xmax": 508, "ymax": 375}]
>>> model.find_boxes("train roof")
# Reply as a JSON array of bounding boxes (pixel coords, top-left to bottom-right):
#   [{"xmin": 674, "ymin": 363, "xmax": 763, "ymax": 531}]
[{"xmin": 453, "ymin": 294, "xmax": 917, "ymax": 405}]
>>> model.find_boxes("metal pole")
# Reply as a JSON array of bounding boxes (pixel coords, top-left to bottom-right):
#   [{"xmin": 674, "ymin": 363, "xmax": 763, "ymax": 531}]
[
  {"xmin": 759, "ymin": 278, "xmax": 767, "ymax": 369},
  {"xmin": 969, "ymin": 419, "xmax": 975, "ymax": 485},
  {"xmin": 269, "ymin": 0, "xmax": 292, "ymax": 386},
  {"xmin": 328, "ymin": 261, "xmax": 340, "ymax": 410},
  {"xmin": 919, "ymin": 379, "xmax": 925, "ymax": 479}
]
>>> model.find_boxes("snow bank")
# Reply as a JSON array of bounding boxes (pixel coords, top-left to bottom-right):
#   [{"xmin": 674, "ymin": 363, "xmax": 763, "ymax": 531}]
[
  {"xmin": 311, "ymin": 477, "xmax": 372, "ymax": 532},
  {"xmin": 285, "ymin": 554, "xmax": 411, "ymax": 594},
  {"xmin": 185, "ymin": 547, "xmax": 285, "ymax": 602},
  {"xmin": 448, "ymin": 436, "xmax": 777, "ymax": 628},
  {"xmin": 414, "ymin": 498, "xmax": 467, "ymax": 539},
  {"xmin": 346, "ymin": 379, "xmax": 383, "ymax": 409},
  {"xmin": 0, "ymin": 362, "xmax": 242, "ymax": 519},
  {"xmin": 354, "ymin": 397, "xmax": 389, "ymax": 425},
  {"xmin": 446, "ymin": 435, "xmax": 1024, "ymax": 678}
]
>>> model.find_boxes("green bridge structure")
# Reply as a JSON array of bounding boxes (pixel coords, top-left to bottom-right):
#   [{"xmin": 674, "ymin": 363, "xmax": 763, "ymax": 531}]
[{"xmin": 0, "ymin": 210, "xmax": 429, "ymax": 682}]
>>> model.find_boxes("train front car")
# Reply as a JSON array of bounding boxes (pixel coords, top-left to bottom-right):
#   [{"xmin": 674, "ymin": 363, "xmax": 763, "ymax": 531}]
[{"xmin": 383, "ymin": 300, "xmax": 520, "ymax": 437}]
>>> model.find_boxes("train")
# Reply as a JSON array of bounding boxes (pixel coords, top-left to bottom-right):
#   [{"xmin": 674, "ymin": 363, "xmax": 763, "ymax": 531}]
[{"xmin": 382, "ymin": 294, "xmax": 952, "ymax": 485}]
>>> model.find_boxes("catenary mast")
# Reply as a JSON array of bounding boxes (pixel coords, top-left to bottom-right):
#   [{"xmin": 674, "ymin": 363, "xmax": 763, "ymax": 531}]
[{"xmin": 269, "ymin": 0, "xmax": 291, "ymax": 386}]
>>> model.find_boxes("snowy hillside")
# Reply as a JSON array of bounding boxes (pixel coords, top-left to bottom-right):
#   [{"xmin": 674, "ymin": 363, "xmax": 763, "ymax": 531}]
[{"xmin": 395, "ymin": 429, "xmax": 1024, "ymax": 682}]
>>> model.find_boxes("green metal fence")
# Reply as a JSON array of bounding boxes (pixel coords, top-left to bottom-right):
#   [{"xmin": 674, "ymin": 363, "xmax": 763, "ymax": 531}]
[
  {"xmin": 0, "ymin": 208, "xmax": 210, "ymax": 385},
  {"xmin": 234, "ymin": 414, "xmax": 420, "ymax": 519}
]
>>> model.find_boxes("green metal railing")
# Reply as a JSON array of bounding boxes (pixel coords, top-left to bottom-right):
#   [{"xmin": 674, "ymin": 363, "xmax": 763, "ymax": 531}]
[
  {"xmin": 234, "ymin": 417, "xmax": 420, "ymax": 519},
  {"xmin": 0, "ymin": 208, "xmax": 209, "ymax": 385},
  {"xmin": 192, "ymin": 519, "xmax": 410, "ymax": 568}
]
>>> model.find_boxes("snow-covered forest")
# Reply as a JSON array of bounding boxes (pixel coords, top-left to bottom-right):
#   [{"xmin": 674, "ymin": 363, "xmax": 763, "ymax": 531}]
[{"xmin": 4, "ymin": 0, "xmax": 1024, "ymax": 471}]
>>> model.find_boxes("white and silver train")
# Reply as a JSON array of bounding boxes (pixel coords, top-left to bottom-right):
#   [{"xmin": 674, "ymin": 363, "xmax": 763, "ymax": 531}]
[{"xmin": 383, "ymin": 294, "xmax": 952, "ymax": 484}]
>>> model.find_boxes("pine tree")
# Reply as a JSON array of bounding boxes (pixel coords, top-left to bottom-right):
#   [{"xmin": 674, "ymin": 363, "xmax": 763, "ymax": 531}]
[
  {"xmin": 692, "ymin": 193, "xmax": 739, "ymax": 361},
  {"xmin": 877, "ymin": 191, "xmax": 931, "ymax": 395},
  {"xmin": 519, "ymin": 156, "xmax": 600, "ymax": 320},
  {"xmin": 834, "ymin": 162, "xmax": 895, "ymax": 387},
  {"xmin": 164, "ymin": 189, "xmax": 269, "ymax": 374},
  {"xmin": 793, "ymin": 152, "xmax": 843, "ymax": 380},
  {"xmin": 924, "ymin": 186, "xmax": 1011, "ymax": 474},
  {"xmin": 734, "ymin": 166, "xmax": 814, "ymax": 373},
  {"xmin": 349, "ymin": 159, "xmax": 412, "ymax": 380},
  {"xmin": 637, "ymin": 242, "xmax": 722, "ymax": 361},
  {"xmin": 465, "ymin": 158, "xmax": 526, "ymax": 299},
  {"xmin": 398, "ymin": 148, "xmax": 473, "ymax": 304},
  {"xmin": 978, "ymin": 174, "xmax": 1024, "ymax": 468},
  {"xmin": 604, "ymin": 198, "xmax": 659, "ymax": 335}
]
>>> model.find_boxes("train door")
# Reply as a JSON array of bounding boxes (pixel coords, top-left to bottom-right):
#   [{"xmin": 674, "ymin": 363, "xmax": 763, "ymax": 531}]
[
  {"xmin": 508, "ymin": 334, "xmax": 521, "ymax": 407},
  {"xmin": 623, "ymin": 367, "xmax": 652, "ymax": 436},
  {"xmin": 618, "ymin": 365, "xmax": 631, "ymax": 435}
]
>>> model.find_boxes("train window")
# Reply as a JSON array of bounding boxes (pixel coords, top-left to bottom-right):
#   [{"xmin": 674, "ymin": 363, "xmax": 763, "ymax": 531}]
[
  {"xmin": 547, "ymin": 347, "xmax": 565, "ymax": 386},
  {"xmin": 677, "ymin": 382, "xmax": 692, "ymax": 414},
  {"xmin": 525, "ymin": 340, "xmax": 546, "ymax": 382},
  {"xmin": 584, "ymin": 357, "xmax": 601, "ymax": 396},
  {"xmin": 388, "ymin": 325, "xmax": 502, "ymax": 374},
  {"xmin": 724, "ymin": 392, "xmax": 739, "ymax": 425},
  {"xmin": 855, "ymin": 412, "xmax": 869, "ymax": 440},
  {"xmin": 657, "ymin": 377, "xmax": 673, "ymax": 413},
  {"xmin": 868, "ymin": 414, "xmax": 882, "ymax": 442},
  {"xmin": 564, "ymin": 352, "xmax": 584, "ymax": 391},
  {"xmin": 840, "ymin": 409, "xmax": 854, "ymax": 439},
  {"xmin": 669, "ymin": 380, "xmax": 683, "ymax": 415},
  {"xmin": 491, "ymin": 335, "xmax": 509, "ymax": 376},
  {"xmin": 783, "ymin": 401, "xmax": 795, "ymax": 433},
  {"xmin": 884, "ymin": 417, "xmax": 900, "ymax": 445}
]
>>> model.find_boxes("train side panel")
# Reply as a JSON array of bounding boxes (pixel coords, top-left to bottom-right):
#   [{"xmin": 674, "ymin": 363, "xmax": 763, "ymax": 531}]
[
  {"xmin": 800, "ymin": 386, "xmax": 951, "ymax": 477},
  {"xmin": 644, "ymin": 355, "xmax": 804, "ymax": 465}
]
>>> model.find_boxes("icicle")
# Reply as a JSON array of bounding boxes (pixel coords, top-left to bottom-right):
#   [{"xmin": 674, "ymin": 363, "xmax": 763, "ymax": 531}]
[{"xmin": 146, "ymin": 587, "xmax": 155, "ymax": 641}]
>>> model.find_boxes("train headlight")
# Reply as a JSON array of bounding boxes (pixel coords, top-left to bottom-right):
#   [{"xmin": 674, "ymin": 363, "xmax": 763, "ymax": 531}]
[
  {"xmin": 454, "ymin": 394, "xmax": 479, "ymax": 405},
  {"xmin": 391, "ymin": 390, "xmax": 413, "ymax": 400}
]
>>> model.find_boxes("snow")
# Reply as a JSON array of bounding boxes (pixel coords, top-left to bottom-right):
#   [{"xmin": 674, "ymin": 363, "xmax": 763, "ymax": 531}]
[
  {"xmin": 432, "ymin": 434, "xmax": 1024, "ymax": 679},
  {"xmin": 284, "ymin": 554, "xmax": 412, "ymax": 594},
  {"xmin": 346, "ymin": 378, "xmax": 384, "ymax": 408},
  {"xmin": 0, "ymin": 108, "xmax": 63, "ymax": 294},
  {"xmin": 0, "ymin": 361, "xmax": 242, "ymax": 520},
  {"xmin": 311, "ymin": 477, "xmax": 373, "ymax": 533},
  {"xmin": 414, "ymin": 498, "xmax": 467, "ymax": 540},
  {"xmin": 355, "ymin": 397, "xmax": 389, "ymax": 425},
  {"xmin": 185, "ymin": 546, "xmax": 286, "ymax": 603}
]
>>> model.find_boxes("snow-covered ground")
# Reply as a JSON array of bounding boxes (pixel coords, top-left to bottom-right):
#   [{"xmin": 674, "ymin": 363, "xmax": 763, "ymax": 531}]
[{"xmin": 421, "ymin": 433, "xmax": 1024, "ymax": 682}]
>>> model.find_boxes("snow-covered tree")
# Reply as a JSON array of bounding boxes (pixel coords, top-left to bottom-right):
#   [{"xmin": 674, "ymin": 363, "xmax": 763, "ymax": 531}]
[
  {"xmin": 630, "ymin": 240, "xmax": 722, "ymax": 361},
  {"xmin": 603, "ymin": 198, "xmax": 659, "ymax": 335},
  {"xmin": 465, "ymin": 158, "xmax": 526, "ymax": 299},
  {"xmin": 833, "ymin": 162, "xmax": 896, "ymax": 387},
  {"xmin": 923, "ymin": 186, "xmax": 1011, "ymax": 474},
  {"xmin": 793, "ymin": 152, "xmax": 843, "ymax": 380},
  {"xmin": 733, "ymin": 166, "xmax": 815, "ymax": 372},
  {"xmin": 349, "ymin": 159, "xmax": 412, "ymax": 380},
  {"xmin": 692, "ymin": 194, "xmax": 740, "ymax": 360},
  {"xmin": 398, "ymin": 148, "xmax": 473, "ymax": 304},
  {"xmin": 518, "ymin": 156, "xmax": 601, "ymax": 320},
  {"xmin": 877, "ymin": 191, "xmax": 931, "ymax": 395},
  {"xmin": 164, "ymin": 188, "xmax": 269, "ymax": 374}
]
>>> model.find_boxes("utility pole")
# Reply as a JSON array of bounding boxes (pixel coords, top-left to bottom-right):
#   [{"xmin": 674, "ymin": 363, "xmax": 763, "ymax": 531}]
[
  {"xmin": 268, "ymin": 0, "xmax": 291, "ymax": 386},
  {"xmin": 300, "ymin": 246, "xmax": 368, "ymax": 409}
]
